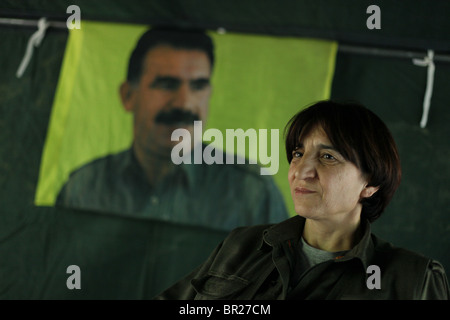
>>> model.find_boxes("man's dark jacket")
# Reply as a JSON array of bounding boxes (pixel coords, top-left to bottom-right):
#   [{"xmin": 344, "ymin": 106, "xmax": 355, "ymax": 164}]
[{"xmin": 155, "ymin": 216, "xmax": 449, "ymax": 300}]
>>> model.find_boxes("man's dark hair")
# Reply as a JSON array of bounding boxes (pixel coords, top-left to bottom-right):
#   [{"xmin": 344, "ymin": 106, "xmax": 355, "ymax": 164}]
[
  {"xmin": 127, "ymin": 26, "xmax": 215, "ymax": 85},
  {"xmin": 284, "ymin": 100, "xmax": 402, "ymax": 223}
]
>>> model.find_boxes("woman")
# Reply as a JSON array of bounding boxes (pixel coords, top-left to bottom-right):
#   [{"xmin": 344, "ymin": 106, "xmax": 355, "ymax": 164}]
[{"xmin": 155, "ymin": 100, "xmax": 449, "ymax": 300}]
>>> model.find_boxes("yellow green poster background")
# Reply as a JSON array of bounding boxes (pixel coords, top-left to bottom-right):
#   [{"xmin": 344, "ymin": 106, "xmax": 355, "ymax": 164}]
[{"xmin": 35, "ymin": 21, "xmax": 337, "ymax": 216}]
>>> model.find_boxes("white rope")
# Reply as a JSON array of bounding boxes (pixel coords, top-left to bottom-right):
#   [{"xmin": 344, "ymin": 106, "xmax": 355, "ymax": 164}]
[
  {"xmin": 412, "ymin": 50, "xmax": 435, "ymax": 128},
  {"xmin": 16, "ymin": 17, "xmax": 50, "ymax": 78}
]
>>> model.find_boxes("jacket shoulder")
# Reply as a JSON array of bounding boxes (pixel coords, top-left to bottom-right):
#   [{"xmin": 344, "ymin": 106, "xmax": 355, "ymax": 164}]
[
  {"xmin": 371, "ymin": 235, "xmax": 449, "ymax": 299},
  {"xmin": 223, "ymin": 224, "xmax": 273, "ymax": 251},
  {"xmin": 372, "ymin": 235, "xmax": 430, "ymax": 266},
  {"xmin": 206, "ymin": 224, "xmax": 274, "ymax": 273}
]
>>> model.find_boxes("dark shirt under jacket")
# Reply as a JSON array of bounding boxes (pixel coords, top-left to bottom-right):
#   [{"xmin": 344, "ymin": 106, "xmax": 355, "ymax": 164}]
[
  {"xmin": 155, "ymin": 215, "xmax": 450, "ymax": 300},
  {"xmin": 56, "ymin": 147, "xmax": 289, "ymax": 231}
]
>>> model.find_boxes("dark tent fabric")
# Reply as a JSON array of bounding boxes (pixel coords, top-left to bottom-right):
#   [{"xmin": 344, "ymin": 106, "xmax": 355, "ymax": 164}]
[
  {"xmin": 1, "ymin": 0, "xmax": 449, "ymax": 299},
  {"xmin": 2, "ymin": 0, "xmax": 450, "ymax": 50}
]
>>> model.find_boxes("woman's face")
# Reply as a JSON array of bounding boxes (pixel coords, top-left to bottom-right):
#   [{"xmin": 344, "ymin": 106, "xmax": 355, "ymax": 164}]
[{"xmin": 288, "ymin": 125, "xmax": 375, "ymax": 223}]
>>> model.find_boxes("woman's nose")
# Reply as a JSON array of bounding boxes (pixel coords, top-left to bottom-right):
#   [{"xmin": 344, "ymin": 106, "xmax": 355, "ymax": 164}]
[{"xmin": 292, "ymin": 156, "xmax": 317, "ymax": 181}]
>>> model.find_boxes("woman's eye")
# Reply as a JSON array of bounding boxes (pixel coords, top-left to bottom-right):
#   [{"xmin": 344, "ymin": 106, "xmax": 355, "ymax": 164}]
[
  {"xmin": 322, "ymin": 153, "xmax": 336, "ymax": 160},
  {"xmin": 292, "ymin": 151, "xmax": 303, "ymax": 158}
]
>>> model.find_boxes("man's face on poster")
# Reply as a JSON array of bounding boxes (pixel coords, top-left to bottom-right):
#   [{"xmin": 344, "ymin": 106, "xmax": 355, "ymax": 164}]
[{"xmin": 121, "ymin": 45, "xmax": 212, "ymax": 159}]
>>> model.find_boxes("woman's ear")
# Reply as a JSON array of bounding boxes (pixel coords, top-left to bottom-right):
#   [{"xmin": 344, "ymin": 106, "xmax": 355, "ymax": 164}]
[
  {"xmin": 119, "ymin": 82, "xmax": 135, "ymax": 112},
  {"xmin": 361, "ymin": 185, "xmax": 380, "ymax": 199}
]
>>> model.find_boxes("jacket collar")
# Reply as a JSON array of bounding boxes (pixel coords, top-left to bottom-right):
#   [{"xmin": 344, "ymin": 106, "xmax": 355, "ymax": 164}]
[
  {"xmin": 261, "ymin": 215, "xmax": 374, "ymax": 271},
  {"xmin": 261, "ymin": 215, "xmax": 305, "ymax": 247}
]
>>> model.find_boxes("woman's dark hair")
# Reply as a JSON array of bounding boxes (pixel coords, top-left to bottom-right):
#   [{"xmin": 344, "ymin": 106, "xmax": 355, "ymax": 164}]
[
  {"xmin": 284, "ymin": 100, "xmax": 401, "ymax": 222},
  {"xmin": 127, "ymin": 26, "xmax": 215, "ymax": 85}
]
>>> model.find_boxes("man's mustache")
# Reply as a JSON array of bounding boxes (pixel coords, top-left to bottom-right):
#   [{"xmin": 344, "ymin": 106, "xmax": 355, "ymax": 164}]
[{"xmin": 155, "ymin": 109, "xmax": 200, "ymax": 125}]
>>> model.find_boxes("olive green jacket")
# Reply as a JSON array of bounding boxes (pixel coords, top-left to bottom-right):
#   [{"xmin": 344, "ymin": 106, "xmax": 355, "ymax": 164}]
[{"xmin": 155, "ymin": 216, "xmax": 449, "ymax": 300}]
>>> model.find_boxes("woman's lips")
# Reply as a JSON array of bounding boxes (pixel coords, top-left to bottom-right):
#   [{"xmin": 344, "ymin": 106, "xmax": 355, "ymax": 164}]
[{"xmin": 295, "ymin": 187, "xmax": 316, "ymax": 195}]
